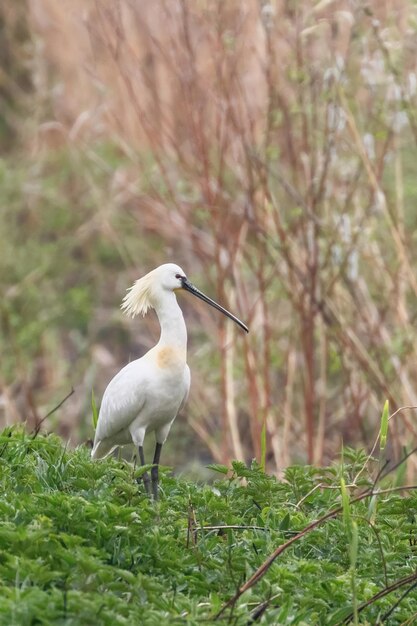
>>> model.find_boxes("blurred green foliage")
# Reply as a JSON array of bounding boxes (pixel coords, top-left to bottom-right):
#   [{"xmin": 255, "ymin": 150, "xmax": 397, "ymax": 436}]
[{"xmin": 0, "ymin": 146, "xmax": 148, "ymax": 404}]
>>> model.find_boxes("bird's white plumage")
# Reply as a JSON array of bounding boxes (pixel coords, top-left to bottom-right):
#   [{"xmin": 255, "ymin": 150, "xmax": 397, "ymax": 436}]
[
  {"xmin": 91, "ymin": 264, "xmax": 191, "ymax": 459},
  {"xmin": 91, "ymin": 263, "xmax": 248, "ymax": 471},
  {"xmin": 121, "ymin": 267, "xmax": 158, "ymax": 318}
]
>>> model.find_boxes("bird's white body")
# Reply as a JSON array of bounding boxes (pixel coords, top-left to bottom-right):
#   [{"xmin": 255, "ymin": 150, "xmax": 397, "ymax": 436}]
[
  {"xmin": 91, "ymin": 265, "xmax": 191, "ymax": 459},
  {"xmin": 91, "ymin": 263, "xmax": 247, "ymax": 498}
]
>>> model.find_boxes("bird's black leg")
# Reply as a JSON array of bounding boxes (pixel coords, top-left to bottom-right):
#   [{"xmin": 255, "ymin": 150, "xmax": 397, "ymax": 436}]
[
  {"xmin": 138, "ymin": 446, "xmax": 150, "ymax": 495},
  {"xmin": 151, "ymin": 442, "xmax": 162, "ymax": 501}
]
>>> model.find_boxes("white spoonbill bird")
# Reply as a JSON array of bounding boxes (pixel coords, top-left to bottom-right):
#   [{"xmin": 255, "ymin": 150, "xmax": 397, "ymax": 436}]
[{"xmin": 91, "ymin": 263, "xmax": 248, "ymax": 499}]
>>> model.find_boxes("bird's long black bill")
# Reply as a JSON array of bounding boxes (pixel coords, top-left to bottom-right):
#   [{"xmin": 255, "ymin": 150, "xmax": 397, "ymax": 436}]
[{"xmin": 182, "ymin": 278, "xmax": 249, "ymax": 333}]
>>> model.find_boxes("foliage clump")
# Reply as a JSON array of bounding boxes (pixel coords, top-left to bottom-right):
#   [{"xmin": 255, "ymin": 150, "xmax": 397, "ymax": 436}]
[{"xmin": 1, "ymin": 428, "xmax": 417, "ymax": 624}]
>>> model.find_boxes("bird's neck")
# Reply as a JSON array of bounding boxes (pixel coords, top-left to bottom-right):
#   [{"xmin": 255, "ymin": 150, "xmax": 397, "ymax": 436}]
[{"xmin": 155, "ymin": 292, "xmax": 187, "ymax": 353}]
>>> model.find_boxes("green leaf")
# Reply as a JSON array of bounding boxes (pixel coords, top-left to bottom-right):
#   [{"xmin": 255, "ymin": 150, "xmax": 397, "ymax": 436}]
[
  {"xmin": 327, "ymin": 606, "xmax": 355, "ymax": 623},
  {"xmin": 279, "ymin": 512, "xmax": 290, "ymax": 531},
  {"xmin": 206, "ymin": 463, "xmax": 229, "ymax": 475},
  {"xmin": 379, "ymin": 399, "xmax": 389, "ymax": 450},
  {"xmin": 91, "ymin": 388, "xmax": 99, "ymax": 429},
  {"xmin": 231, "ymin": 460, "xmax": 248, "ymax": 476}
]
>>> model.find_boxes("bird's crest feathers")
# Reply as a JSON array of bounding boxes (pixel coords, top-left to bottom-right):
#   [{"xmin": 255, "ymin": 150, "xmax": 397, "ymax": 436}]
[{"xmin": 121, "ymin": 271, "xmax": 155, "ymax": 318}]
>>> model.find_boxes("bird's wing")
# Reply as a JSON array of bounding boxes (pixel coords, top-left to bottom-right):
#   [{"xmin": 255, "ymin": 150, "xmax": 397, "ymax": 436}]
[
  {"xmin": 179, "ymin": 365, "xmax": 191, "ymax": 413},
  {"xmin": 94, "ymin": 361, "xmax": 147, "ymax": 444}
]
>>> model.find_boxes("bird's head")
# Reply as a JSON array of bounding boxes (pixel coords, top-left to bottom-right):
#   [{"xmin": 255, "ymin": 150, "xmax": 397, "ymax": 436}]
[
  {"xmin": 121, "ymin": 263, "xmax": 248, "ymax": 333},
  {"xmin": 121, "ymin": 264, "xmax": 184, "ymax": 317}
]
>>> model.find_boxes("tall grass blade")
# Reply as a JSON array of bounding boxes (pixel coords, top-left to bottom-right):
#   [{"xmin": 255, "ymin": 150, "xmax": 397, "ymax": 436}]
[
  {"xmin": 349, "ymin": 520, "xmax": 358, "ymax": 568},
  {"xmin": 260, "ymin": 417, "xmax": 267, "ymax": 473},
  {"xmin": 380, "ymin": 400, "xmax": 389, "ymax": 451},
  {"xmin": 350, "ymin": 521, "xmax": 359, "ymax": 626},
  {"xmin": 91, "ymin": 388, "xmax": 99, "ymax": 429},
  {"xmin": 340, "ymin": 476, "xmax": 351, "ymax": 530}
]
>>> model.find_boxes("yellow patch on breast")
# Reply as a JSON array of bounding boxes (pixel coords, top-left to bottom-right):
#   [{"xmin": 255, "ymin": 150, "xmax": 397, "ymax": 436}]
[{"xmin": 156, "ymin": 346, "xmax": 184, "ymax": 369}]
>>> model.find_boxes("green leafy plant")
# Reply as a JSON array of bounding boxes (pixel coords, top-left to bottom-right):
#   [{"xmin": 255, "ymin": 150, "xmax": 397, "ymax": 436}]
[{"xmin": 1, "ymin": 427, "xmax": 417, "ymax": 625}]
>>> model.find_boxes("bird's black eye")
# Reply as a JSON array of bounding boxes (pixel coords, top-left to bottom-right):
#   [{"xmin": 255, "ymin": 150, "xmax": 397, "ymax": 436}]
[{"xmin": 175, "ymin": 274, "xmax": 182, "ymax": 279}]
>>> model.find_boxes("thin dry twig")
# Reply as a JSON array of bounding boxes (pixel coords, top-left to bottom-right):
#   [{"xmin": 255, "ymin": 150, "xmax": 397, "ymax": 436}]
[
  {"xmin": 339, "ymin": 572, "xmax": 417, "ymax": 625},
  {"xmin": 196, "ymin": 525, "xmax": 268, "ymax": 533},
  {"xmin": 353, "ymin": 406, "xmax": 417, "ymax": 485},
  {"xmin": 31, "ymin": 388, "xmax": 75, "ymax": 439}
]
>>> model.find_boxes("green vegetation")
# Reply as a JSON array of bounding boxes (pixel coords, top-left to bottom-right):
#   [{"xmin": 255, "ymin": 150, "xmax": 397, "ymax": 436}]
[{"xmin": 1, "ymin": 428, "xmax": 417, "ymax": 625}]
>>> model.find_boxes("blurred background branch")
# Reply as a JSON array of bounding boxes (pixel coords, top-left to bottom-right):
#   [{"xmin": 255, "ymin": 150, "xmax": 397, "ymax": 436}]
[{"xmin": 1, "ymin": 0, "xmax": 417, "ymax": 476}]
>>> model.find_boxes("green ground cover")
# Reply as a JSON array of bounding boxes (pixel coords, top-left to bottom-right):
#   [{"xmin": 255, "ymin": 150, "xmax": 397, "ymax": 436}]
[{"xmin": 0, "ymin": 428, "xmax": 417, "ymax": 625}]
